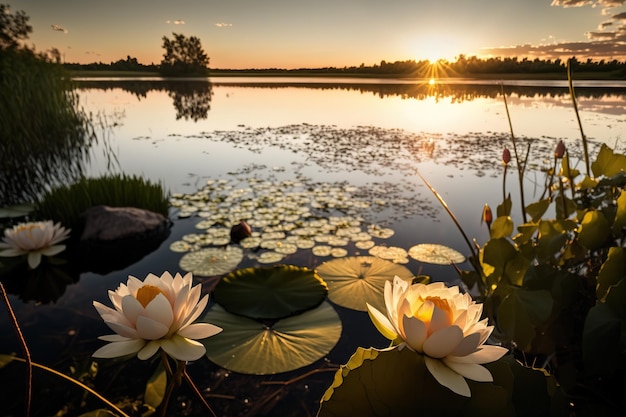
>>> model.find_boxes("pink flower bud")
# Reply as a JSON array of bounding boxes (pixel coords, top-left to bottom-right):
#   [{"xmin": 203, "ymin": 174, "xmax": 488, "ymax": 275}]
[
  {"xmin": 555, "ymin": 140, "xmax": 565, "ymax": 159},
  {"xmin": 502, "ymin": 148, "xmax": 511, "ymax": 165},
  {"xmin": 481, "ymin": 203, "xmax": 493, "ymax": 228},
  {"xmin": 230, "ymin": 220, "xmax": 252, "ymax": 243}
]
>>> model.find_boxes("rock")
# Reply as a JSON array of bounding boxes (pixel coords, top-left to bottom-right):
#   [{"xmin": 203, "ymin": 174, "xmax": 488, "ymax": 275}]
[{"xmin": 80, "ymin": 205, "xmax": 171, "ymax": 241}]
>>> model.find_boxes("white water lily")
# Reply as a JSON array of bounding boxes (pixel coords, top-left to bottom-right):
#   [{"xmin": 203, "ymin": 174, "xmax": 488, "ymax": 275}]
[
  {"xmin": 0, "ymin": 221, "xmax": 70, "ymax": 269},
  {"xmin": 367, "ymin": 276, "xmax": 508, "ymax": 397},
  {"xmin": 93, "ymin": 272, "xmax": 222, "ymax": 362}
]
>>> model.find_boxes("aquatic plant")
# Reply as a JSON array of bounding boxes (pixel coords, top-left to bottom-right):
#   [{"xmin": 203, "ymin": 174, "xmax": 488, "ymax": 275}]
[{"xmin": 35, "ymin": 174, "xmax": 169, "ymax": 233}]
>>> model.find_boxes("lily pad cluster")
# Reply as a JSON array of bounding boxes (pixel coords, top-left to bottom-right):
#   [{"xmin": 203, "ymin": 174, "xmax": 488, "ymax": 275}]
[{"xmin": 170, "ymin": 177, "xmax": 405, "ymax": 275}]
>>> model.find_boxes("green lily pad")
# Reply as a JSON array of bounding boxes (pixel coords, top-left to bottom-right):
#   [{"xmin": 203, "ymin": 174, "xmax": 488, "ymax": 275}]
[
  {"xmin": 179, "ymin": 246, "xmax": 244, "ymax": 277},
  {"xmin": 202, "ymin": 302, "xmax": 341, "ymax": 375},
  {"xmin": 408, "ymin": 243, "xmax": 466, "ymax": 265},
  {"xmin": 214, "ymin": 265, "xmax": 328, "ymax": 320},
  {"xmin": 316, "ymin": 256, "xmax": 413, "ymax": 312}
]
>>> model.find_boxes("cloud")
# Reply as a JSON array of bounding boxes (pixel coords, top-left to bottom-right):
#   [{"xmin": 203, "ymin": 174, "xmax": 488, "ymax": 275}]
[
  {"xmin": 215, "ymin": 22, "xmax": 233, "ymax": 28},
  {"xmin": 551, "ymin": 0, "xmax": 625, "ymax": 6},
  {"xmin": 51, "ymin": 24, "xmax": 68, "ymax": 34},
  {"xmin": 165, "ymin": 20, "xmax": 185, "ymax": 25}
]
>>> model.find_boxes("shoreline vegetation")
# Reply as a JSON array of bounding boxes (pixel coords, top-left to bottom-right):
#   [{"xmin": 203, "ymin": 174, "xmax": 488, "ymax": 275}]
[{"xmin": 65, "ymin": 56, "xmax": 626, "ymax": 80}]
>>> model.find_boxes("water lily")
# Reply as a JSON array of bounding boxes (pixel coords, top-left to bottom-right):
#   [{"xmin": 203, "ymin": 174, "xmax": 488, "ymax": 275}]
[
  {"xmin": 93, "ymin": 272, "xmax": 222, "ymax": 362},
  {"xmin": 0, "ymin": 221, "xmax": 70, "ymax": 269},
  {"xmin": 367, "ymin": 276, "xmax": 507, "ymax": 397}
]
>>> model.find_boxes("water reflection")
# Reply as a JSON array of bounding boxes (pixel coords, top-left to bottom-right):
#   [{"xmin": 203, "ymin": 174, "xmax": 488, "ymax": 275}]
[{"xmin": 75, "ymin": 79, "xmax": 214, "ymax": 121}]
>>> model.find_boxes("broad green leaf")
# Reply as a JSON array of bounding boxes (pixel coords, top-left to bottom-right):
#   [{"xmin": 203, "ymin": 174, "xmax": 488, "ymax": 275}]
[
  {"xmin": 554, "ymin": 194, "xmax": 576, "ymax": 220},
  {"xmin": 525, "ymin": 199, "xmax": 551, "ymax": 223},
  {"xmin": 77, "ymin": 411, "xmax": 118, "ymax": 417},
  {"xmin": 179, "ymin": 246, "xmax": 244, "ymax": 277},
  {"xmin": 214, "ymin": 265, "xmax": 328, "ymax": 320},
  {"xmin": 582, "ymin": 303, "xmax": 622, "ymax": 374},
  {"xmin": 535, "ymin": 220, "xmax": 567, "ymax": 261},
  {"xmin": 482, "ymin": 238, "xmax": 517, "ymax": 272},
  {"xmin": 596, "ymin": 247, "xmax": 626, "ymax": 301},
  {"xmin": 559, "ymin": 154, "xmax": 580, "ymax": 178},
  {"xmin": 577, "ymin": 175, "xmax": 598, "ymax": 191},
  {"xmin": 591, "ymin": 144, "xmax": 626, "ymax": 178},
  {"xmin": 318, "ymin": 347, "xmax": 513, "ymax": 417},
  {"xmin": 577, "ymin": 210, "xmax": 610, "ymax": 251},
  {"xmin": 612, "ymin": 190, "xmax": 626, "ymax": 235},
  {"xmin": 513, "ymin": 222, "xmax": 538, "ymax": 245},
  {"xmin": 497, "ymin": 288, "xmax": 553, "ymax": 351},
  {"xmin": 503, "ymin": 253, "xmax": 531, "ymax": 287},
  {"xmin": 497, "ymin": 194, "xmax": 512, "ymax": 217},
  {"xmin": 490, "ymin": 216, "xmax": 514, "ymax": 239},
  {"xmin": 202, "ymin": 302, "xmax": 341, "ymax": 375},
  {"xmin": 316, "ymin": 256, "xmax": 413, "ymax": 312},
  {"xmin": 605, "ymin": 279, "xmax": 626, "ymax": 320},
  {"xmin": 144, "ymin": 363, "xmax": 167, "ymax": 411}
]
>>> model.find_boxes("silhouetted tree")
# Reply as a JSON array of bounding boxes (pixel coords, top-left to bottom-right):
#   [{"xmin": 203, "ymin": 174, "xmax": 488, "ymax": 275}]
[
  {"xmin": 0, "ymin": 3, "xmax": 32, "ymax": 50},
  {"xmin": 160, "ymin": 33, "xmax": 209, "ymax": 76}
]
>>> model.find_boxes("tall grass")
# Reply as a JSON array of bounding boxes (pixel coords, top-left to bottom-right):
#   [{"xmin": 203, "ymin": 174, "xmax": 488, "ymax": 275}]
[
  {"xmin": 34, "ymin": 174, "xmax": 170, "ymax": 233},
  {"xmin": 0, "ymin": 49, "xmax": 96, "ymax": 206}
]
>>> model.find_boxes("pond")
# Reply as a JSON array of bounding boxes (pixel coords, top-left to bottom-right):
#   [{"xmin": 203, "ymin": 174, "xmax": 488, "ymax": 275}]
[{"xmin": 1, "ymin": 77, "xmax": 626, "ymax": 416}]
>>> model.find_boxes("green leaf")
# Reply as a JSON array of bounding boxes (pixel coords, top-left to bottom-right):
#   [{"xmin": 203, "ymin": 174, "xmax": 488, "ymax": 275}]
[
  {"xmin": 144, "ymin": 363, "xmax": 167, "ymax": 411},
  {"xmin": 577, "ymin": 210, "xmax": 610, "ymax": 251},
  {"xmin": 77, "ymin": 410, "xmax": 119, "ymax": 417},
  {"xmin": 577, "ymin": 175, "xmax": 598, "ymax": 191},
  {"xmin": 513, "ymin": 222, "xmax": 538, "ymax": 245},
  {"xmin": 612, "ymin": 190, "xmax": 626, "ymax": 235},
  {"xmin": 202, "ymin": 302, "xmax": 341, "ymax": 375},
  {"xmin": 214, "ymin": 265, "xmax": 328, "ymax": 320},
  {"xmin": 0, "ymin": 354, "xmax": 16, "ymax": 368},
  {"xmin": 316, "ymin": 256, "xmax": 413, "ymax": 312},
  {"xmin": 582, "ymin": 303, "xmax": 622, "ymax": 374},
  {"xmin": 482, "ymin": 238, "xmax": 517, "ymax": 272},
  {"xmin": 318, "ymin": 347, "xmax": 513, "ymax": 417},
  {"xmin": 591, "ymin": 144, "xmax": 626, "ymax": 178},
  {"xmin": 497, "ymin": 288, "xmax": 553, "ymax": 351},
  {"xmin": 497, "ymin": 194, "xmax": 512, "ymax": 217},
  {"xmin": 605, "ymin": 278, "xmax": 626, "ymax": 320},
  {"xmin": 596, "ymin": 247, "xmax": 626, "ymax": 301},
  {"xmin": 526, "ymin": 199, "xmax": 551, "ymax": 223},
  {"xmin": 559, "ymin": 154, "xmax": 580, "ymax": 178},
  {"xmin": 490, "ymin": 216, "xmax": 514, "ymax": 239}
]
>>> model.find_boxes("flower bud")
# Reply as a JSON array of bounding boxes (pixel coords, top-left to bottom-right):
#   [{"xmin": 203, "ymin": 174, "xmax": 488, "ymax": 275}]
[
  {"xmin": 481, "ymin": 203, "xmax": 493, "ymax": 228},
  {"xmin": 230, "ymin": 220, "xmax": 252, "ymax": 243},
  {"xmin": 555, "ymin": 140, "xmax": 565, "ymax": 159},
  {"xmin": 502, "ymin": 148, "xmax": 511, "ymax": 165}
]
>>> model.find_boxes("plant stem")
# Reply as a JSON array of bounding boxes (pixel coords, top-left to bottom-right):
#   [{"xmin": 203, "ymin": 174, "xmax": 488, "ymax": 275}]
[
  {"xmin": 567, "ymin": 59, "xmax": 591, "ymax": 177},
  {"xmin": 1, "ymin": 282, "xmax": 32, "ymax": 417},
  {"xmin": 183, "ymin": 368, "xmax": 218, "ymax": 417},
  {"xmin": 500, "ymin": 84, "xmax": 528, "ymax": 223},
  {"xmin": 10, "ymin": 356, "xmax": 130, "ymax": 417},
  {"xmin": 502, "ymin": 164, "xmax": 508, "ymax": 204}
]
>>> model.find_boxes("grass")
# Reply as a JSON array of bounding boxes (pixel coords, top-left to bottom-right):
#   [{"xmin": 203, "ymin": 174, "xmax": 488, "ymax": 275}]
[{"xmin": 35, "ymin": 174, "xmax": 170, "ymax": 233}]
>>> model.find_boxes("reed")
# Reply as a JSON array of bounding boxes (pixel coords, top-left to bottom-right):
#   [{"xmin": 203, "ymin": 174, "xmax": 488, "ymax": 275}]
[
  {"xmin": 35, "ymin": 174, "xmax": 170, "ymax": 232},
  {"xmin": 0, "ymin": 49, "xmax": 96, "ymax": 206}
]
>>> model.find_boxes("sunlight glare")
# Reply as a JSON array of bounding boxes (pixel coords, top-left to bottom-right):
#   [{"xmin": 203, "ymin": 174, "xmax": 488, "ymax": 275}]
[{"xmin": 429, "ymin": 78, "xmax": 436, "ymax": 85}]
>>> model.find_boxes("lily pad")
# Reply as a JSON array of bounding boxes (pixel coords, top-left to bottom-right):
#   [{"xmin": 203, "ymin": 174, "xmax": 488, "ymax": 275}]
[
  {"xmin": 202, "ymin": 302, "xmax": 341, "ymax": 375},
  {"xmin": 179, "ymin": 246, "xmax": 244, "ymax": 276},
  {"xmin": 408, "ymin": 243, "xmax": 466, "ymax": 265},
  {"xmin": 316, "ymin": 256, "xmax": 413, "ymax": 312},
  {"xmin": 214, "ymin": 265, "xmax": 328, "ymax": 320}
]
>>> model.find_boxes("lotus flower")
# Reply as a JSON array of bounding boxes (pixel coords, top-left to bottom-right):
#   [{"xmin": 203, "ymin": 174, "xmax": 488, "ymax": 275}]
[
  {"xmin": 367, "ymin": 276, "xmax": 507, "ymax": 397},
  {"xmin": 93, "ymin": 272, "xmax": 222, "ymax": 362},
  {"xmin": 0, "ymin": 221, "xmax": 70, "ymax": 269}
]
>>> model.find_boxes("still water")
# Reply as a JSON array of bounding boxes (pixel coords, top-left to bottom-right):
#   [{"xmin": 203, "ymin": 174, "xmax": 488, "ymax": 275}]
[{"xmin": 1, "ymin": 77, "xmax": 625, "ymax": 416}]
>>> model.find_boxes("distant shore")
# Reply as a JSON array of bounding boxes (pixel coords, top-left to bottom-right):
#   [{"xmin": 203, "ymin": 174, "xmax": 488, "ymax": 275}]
[{"xmin": 69, "ymin": 69, "xmax": 625, "ymax": 81}]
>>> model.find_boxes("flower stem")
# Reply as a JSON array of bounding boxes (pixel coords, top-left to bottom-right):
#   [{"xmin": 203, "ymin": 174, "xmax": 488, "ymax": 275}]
[
  {"xmin": 9, "ymin": 356, "xmax": 129, "ymax": 417},
  {"xmin": 567, "ymin": 59, "xmax": 591, "ymax": 177},
  {"xmin": 1, "ymin": 282, "xmax": 32, "ymax": 417},
  {"xmin": 183, "ymin": 368, "xmax": 218, "ymax": 417}
]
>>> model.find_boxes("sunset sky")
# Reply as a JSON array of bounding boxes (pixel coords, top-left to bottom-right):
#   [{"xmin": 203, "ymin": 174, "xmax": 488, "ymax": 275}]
[{"xmin": 11, "ymin": 0, "xmax": 626, "ymax": 69}]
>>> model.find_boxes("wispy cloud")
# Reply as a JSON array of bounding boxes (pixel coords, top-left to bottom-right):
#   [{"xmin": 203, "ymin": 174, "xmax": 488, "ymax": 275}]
[
  {"xmin": 165, "ymin": 19, "xmax": 185, "ymax": 25},
  {"xmin": 551, "ymin": 0, "xmax": 625, "ymax": 7},
  {"xmin": 215, "ymin": 22, "xmax": 233, "ymax": 28},
  {"xmin": 51, "ymin": 24, "xmax": 68, "ymax": 34}
]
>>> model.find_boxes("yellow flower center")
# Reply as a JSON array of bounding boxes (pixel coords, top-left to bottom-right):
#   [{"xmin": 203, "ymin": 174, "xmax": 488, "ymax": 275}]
[
  {"xmin": 136, "ymin": 285, "xmax": 165, "ymax": 308},
  {"xmin": 416, "ymin": 296, "xmax": 454, "ymax": 327}
]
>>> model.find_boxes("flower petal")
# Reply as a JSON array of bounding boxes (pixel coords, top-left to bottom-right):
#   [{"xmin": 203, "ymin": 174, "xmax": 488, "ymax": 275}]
[
  {"xmin": 138, "ymin": 340, "xmax": 162, "ymax": 360},
  {"xmin": 442, "ymin": 359, "xmax": 494, "ymax": 382},
  {"xmin": 367, "ymin": 303, "xmax": 399, "ymax": 341},
  {"xmin": 450, "ymin": 332, "xmax": 481, "ymax": 357},
  {"xmin": 424, "ymin": 356, "xmax": 471, "ymax": 397},
  {"xmin": 446, "ymin": 345, "xmax": 508, "ymax": 364},
  {"xmin": 401, "ymin": 315, "xmax": 427, "ymax": 352},
  {"xmin": 27, "ymin": 252, "xmax": 42, "ymax": 269},
  {"xmin": 92, "ymin": 339, "xmax": 146, "ymax": 358},
  {"xmin": 422, "ymin": 325, "xmax": 464, "ymax": 358},
  {"xmin": 178, "ymin": 322, "xmax": 222, "ymax": 340},
  {"xmin": 135, "ymin": 315, "xmax": 170, "ymax": 340},
  {"xmin": 161, "ymin": 335, "xmax": 206, "ymax": 361}
]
